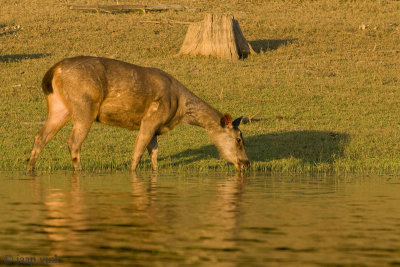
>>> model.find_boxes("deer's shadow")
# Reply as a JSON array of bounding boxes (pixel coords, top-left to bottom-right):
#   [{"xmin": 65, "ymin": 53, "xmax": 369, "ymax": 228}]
[{"xmin": 160, "ymin": 130, "xmax": 349, "ymax": 166}]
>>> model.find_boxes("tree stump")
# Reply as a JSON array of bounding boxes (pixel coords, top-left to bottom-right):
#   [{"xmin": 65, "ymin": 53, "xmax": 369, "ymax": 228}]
[{"xmin": 178, "ymin": 14, "xmax": 255, "ymax": 60}]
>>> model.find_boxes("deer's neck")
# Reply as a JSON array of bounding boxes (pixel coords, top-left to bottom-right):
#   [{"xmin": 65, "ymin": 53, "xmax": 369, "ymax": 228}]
[{"xmin": 181, "ymin": 92, "xmax": 222, "ymax": 132}]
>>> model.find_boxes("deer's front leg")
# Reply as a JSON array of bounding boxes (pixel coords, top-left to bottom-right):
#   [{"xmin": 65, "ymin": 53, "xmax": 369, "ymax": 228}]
[
  {"xmin": 131, "ymin": 130, "xmax": 156, "ymax": 171},
  {"xmin": 131, "ymin": 102, "xmax": 162, "ymax": 171},
  {"xmin": 146, "ymin": 136, "xmax": 158, "ymax": 171}
]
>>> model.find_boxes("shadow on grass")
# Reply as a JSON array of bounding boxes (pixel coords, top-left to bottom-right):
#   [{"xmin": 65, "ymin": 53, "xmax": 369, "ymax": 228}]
[
  {"xmin": 161, "ymin": 130, "xmax": 349, "ymax": 166},
  {"xmin": 250, "ymin": 39, "xmax": 298, "ymax": 53},
  {"xmin": 0, "ymin": 53, "xmax": 51, "ymax": 63}
]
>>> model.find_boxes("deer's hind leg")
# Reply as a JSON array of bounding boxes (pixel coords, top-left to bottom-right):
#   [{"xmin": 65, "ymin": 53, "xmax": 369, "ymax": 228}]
[
  {"xmin": 67, "ymin": 94, "xmax": 102, "ymax": 171},
  {"xmin": 27, "ymin": 94, "xmax": 71, "ymax": 172},
  {"xmin": 67, "ymin": 120, "xmax": 93, "ymax": 171}
]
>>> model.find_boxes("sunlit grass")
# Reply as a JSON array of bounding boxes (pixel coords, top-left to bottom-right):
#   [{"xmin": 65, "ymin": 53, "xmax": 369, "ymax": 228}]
[{"xmin": 1, "ymin": 0, "xmax": 400, "ymax": 174}]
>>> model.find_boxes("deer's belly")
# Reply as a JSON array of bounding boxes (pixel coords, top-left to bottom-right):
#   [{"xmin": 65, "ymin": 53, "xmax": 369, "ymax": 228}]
[{"xmin": 97, "ymin": 94, "xmax": 148, "ymax": 130}]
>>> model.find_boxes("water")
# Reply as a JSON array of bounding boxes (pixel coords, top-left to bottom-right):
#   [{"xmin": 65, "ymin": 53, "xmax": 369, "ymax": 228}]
[{"xmin": 0, "ymin": 172, "xmax": 399, "ymax": 266}]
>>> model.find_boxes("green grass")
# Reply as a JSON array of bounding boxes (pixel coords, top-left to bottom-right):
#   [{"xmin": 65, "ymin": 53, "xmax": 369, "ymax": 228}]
[{"xmin": 1, "ymin": 0, "xmax": 400, "ymax": 174}]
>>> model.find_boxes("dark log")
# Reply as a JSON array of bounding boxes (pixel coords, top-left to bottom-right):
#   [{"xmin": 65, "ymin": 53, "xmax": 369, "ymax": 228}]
[{"xmin": 69, "ymin": 4, "xmax": 189, "ymax": 13}]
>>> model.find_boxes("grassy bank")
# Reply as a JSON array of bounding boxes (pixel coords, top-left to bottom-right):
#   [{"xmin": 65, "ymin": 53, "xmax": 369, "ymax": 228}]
[{"xmin": 1, "ymin": 0, "xmax": 400, "ymax": 174}]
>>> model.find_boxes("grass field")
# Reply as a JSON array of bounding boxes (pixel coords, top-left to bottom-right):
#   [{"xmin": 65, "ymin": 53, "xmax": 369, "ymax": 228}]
[{"xmin": 1, "ymin": 0, "xmax": 400, "ymax": 174}]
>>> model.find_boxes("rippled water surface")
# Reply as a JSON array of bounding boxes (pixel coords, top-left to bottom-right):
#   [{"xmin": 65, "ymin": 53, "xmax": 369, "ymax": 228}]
[{"xmin": 0, "ymin": 172, "xmax": 400, "ymax": 266}]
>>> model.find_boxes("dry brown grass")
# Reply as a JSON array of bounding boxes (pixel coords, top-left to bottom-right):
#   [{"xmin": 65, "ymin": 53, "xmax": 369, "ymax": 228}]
[{"xmin": 1, "ymin": 0, "xmax": 400, "ymax": 173}]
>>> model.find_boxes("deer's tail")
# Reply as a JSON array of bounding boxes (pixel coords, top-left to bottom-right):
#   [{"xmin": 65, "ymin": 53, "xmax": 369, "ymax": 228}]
[{"xmin": 42, "ymin": 64, "xmax": 58, "ymax": 95}]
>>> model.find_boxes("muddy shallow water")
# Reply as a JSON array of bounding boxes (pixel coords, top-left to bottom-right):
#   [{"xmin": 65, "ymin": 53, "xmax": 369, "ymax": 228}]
[{"xmin": 0, "ymin": 172, "xmax": 399, "ymax": 266}]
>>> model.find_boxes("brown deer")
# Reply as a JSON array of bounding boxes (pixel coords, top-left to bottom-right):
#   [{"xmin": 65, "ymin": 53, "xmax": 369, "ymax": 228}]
[{"xmin": 27, "ymin": 56, "xmax": 250, "ymax": 172}]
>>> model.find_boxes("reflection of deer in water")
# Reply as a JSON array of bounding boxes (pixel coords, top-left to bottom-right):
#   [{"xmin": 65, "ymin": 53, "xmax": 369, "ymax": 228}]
[{"xmin": 27, "ymin": 56, "xmax": 250, "ymax": 172}]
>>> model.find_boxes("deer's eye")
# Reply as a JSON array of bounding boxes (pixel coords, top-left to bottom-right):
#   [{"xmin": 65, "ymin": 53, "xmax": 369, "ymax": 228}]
[{"xmin": 236, "ymin": 138, "xmax": 242, "ymax": 143}]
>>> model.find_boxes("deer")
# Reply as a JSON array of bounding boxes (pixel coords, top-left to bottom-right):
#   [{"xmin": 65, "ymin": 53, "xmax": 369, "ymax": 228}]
[{"xmin": 27, "ymin": 56, "xmax": 250, "ymax": 172}]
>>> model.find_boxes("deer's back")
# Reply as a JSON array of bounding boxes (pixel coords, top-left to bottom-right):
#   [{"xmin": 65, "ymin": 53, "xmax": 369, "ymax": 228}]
[{"xmin": 51, "ymin": 56, "xmax": 182, "ymax": 130}]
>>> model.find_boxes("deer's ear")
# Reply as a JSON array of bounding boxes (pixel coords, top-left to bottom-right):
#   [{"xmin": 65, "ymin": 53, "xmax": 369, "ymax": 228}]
[
  {"xmin": 220, "ymin": 113, "xmax": 233, "ymax": 128},
  {"xmin": 232, "ymin": 117, "xmax": 243, "ymax": 128}
]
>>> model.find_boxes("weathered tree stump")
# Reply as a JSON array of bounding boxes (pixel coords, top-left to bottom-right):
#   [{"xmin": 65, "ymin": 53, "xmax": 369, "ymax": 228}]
[{"xmin": 178, "ymin": 14, "xmax": 255, "ymax": 60}]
